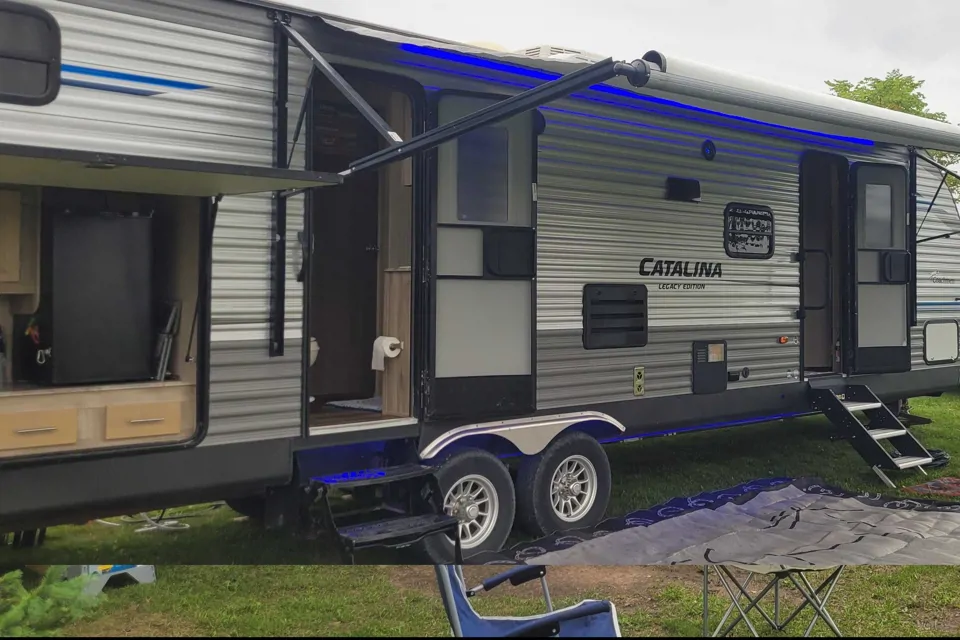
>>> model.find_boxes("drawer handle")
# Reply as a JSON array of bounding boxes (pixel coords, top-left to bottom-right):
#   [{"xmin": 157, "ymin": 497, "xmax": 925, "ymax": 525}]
[
  {"xmin": 129, "ymin": 418, "xmax": 166, "ymax": 425},
  {"xmin": 16, "ymin": 427, "xmax": 57, "ymax": 435}
]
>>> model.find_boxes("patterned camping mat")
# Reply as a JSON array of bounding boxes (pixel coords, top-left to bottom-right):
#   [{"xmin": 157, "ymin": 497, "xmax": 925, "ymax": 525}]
[{"xmin": 471, "ymin": 477, "xmax": 960, "ymax": 567}]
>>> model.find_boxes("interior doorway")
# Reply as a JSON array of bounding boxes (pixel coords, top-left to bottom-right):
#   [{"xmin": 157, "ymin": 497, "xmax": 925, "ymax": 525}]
[
  {"xmin": 799, "ymin": 151, "xmax": 848, "ymax": 376},
  {"xmin": 307, "ymin": 71, "xmax": 415, "ymax": 429}
]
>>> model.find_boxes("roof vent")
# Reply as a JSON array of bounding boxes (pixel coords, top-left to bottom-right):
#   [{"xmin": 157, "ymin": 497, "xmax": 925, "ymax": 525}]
[{"xmin": 514, "ymin": 44, "xmax": 606, "ymax": 64}]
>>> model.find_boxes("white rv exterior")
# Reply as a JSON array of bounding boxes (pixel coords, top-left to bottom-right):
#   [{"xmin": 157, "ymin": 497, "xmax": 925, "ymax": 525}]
[{"xmin": 2, "ymin": 0, "xmax": 960, "ymax": 559}]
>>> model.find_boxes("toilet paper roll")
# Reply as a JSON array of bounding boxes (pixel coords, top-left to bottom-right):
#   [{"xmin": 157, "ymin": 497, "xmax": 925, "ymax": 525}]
[
  {"xmin": 371, "ymin": 336, "xmax": 403, "ymax": 371},
  {"xmin": 309, "ymin": 337, "xmax": 319, "ymax": 367}
]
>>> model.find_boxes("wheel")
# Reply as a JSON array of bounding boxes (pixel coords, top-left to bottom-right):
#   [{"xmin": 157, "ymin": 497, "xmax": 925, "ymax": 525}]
[
  {"xmin": 225, "ymin": 496, "xmax": 265, "ymax": 521},
  {"xmin": 417, "ymin": 448, "xmax": 516, "ymax": 563},
  {"xmin": 515, "ymin": 431, "xmax": 612, "ymax": 537}
]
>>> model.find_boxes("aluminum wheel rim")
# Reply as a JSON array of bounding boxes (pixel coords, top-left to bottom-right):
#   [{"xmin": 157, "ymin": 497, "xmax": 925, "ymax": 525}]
[
  {"xmin": 443, "ymin": 474, "xmax": 499, "ymax": 550},
  {"xmin": 550, "ymin": 455, "xmax": 598, "ymax": 523}
]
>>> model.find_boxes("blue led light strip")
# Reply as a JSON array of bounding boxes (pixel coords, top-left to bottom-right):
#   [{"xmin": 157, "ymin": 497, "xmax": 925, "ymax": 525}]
[
  {"xmin": 395, "ymin": 44, "xmax": 874, "ymax": 148},
  {"xmin": 493, "ymin": 411, "xmax": 810, "ymax": 460}
]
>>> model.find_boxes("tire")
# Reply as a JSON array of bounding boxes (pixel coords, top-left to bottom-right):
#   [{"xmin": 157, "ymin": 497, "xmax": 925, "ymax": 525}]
[
  {"xmin": 515, "ymin": 431, "xmax": 612, "ymax": 538},
  {"xmin": 225, "ymin": 496, "xmax": 266, "ymax": 521},
  {"xmin": 417, "ymin": 448, "xmax": 516, "ymax": 563}
]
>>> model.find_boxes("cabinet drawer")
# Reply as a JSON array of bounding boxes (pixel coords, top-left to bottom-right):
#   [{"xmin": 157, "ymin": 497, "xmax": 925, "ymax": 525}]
[
  {"xmin": 0, "ymin": 409, "xmax": 79, "ymax": 451},
  {"xmin": 105, "ymin": 402, "xmax": 183, "ymax": 440}
]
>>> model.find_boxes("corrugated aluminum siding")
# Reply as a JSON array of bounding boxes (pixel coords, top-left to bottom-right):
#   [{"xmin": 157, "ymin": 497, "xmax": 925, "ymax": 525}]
[
  {"xmin": 0, "ymin": 0, "xmax": 307, "ymax": 444},
  {"xmin": 534, "ymin": 123, "xmax": 912, "ymax": 408},
  {"xmin": 325, "ymin": 52, "xmax": 943, "ymax": 411},
  {"xmin": 913, "ymin": 158, "xmax": 960, "ymax": 369}
]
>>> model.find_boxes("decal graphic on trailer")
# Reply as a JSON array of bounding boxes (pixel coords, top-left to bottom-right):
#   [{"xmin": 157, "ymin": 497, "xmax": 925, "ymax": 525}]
[{"xmin": 60, "ymin": 64, "xmax": 209, "ymax": 97}]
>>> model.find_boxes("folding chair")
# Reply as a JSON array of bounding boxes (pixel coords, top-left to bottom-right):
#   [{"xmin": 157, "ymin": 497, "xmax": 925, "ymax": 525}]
[
  {"xmin": 435, "ymin": 565, "xmax": 622, "ymax": 637},
  {"xmin": 701, "ymin": 564, "xmax": 845, "ymax": 638}
]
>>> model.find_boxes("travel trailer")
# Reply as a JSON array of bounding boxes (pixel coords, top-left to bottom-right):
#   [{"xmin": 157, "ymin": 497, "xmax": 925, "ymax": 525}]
[{"xmin": 2, "ymin": 0, "xmax": 960, "ymax": 562}]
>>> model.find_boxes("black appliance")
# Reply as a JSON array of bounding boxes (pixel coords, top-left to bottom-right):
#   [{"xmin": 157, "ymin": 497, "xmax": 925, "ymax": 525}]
[{"xmin": 17, "ymin": 206, "xmax": 154, "ymax": 385}]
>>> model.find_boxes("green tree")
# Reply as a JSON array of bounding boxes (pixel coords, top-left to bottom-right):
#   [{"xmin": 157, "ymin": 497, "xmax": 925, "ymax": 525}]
[
  {"xmin": 0, "ymin": 567, "xmax": 98, "ymax": 637},
  {"xmin": 826, "ymin": 69, "xmax": 959, "ymax": 194}
]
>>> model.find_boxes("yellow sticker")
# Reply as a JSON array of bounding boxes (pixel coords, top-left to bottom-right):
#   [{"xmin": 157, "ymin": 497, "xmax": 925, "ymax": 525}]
[
  {"xmin": 708, "ymin": 343, "xmax": 725, "ymax": 363},
  {"xmin": 633, "ymin": 367, "xmax": 645, "ymax": 396}
]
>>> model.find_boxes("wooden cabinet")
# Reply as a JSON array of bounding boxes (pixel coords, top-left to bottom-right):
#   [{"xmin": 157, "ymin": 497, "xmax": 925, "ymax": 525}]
[
  {"xmin": 0, "ymin": 190, "xmax": 21, "ymax": 284},
  {"xmin": 105, "ymin": 401, "xmax": 183, "ymax": 440},
  {"xmin": 0, "ymin": 382, "xmax": 195, "ymax": 457},
  {"xmin": 381, "ymin": 268, "xmax": 411, "ymax": 417},
  {"xmin": 0, "ymin": 408, "xmax": 79, "ymax": 451},
  {"xmin": 0, "ymin": 188, "xmax": 38, "ymax": 295}
]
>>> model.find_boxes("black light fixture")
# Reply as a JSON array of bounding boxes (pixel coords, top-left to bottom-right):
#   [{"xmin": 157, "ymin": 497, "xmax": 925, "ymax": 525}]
[{"xmin": 702, "ymin": 139, "xmax": 717, "ymax": 161}]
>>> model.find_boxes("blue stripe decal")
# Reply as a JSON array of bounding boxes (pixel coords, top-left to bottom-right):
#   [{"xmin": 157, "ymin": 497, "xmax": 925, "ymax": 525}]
[
  {"xmin": 61, "ymin": 64, "xmax": 208, "ymax": 91},
  {"xmin": 918, "ymin": 301, "xmax": 960, "ymax": 307},
  {"xmin": 62, "ymin": 78, "xmax": 161, "ymax": 97}
]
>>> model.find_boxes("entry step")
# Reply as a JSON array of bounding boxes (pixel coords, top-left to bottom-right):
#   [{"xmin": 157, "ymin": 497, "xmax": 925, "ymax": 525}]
[
  {"xmin": 843, "ymin": 401, "xmax": 883, "ymax": 413},
  {"xmin": 867, "ymin": 428, "xmax": 907, "ymax": 440},
  {"xmin": 338, "ymin": 512, "xmax": 459, "ymax": 548},
  {"xmin": 311, "ymin": 464, "xmax": 438, "ymax": 490},
  {"xmin": 892, "ymin": 456, "xmax": 933, "ymax": 470}
]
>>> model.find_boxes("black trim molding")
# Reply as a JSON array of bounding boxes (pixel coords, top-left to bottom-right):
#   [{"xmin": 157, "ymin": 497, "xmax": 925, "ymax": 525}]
[{"xmin": 429, "ymin": 375, "xmax": 535, "ymax": 421}]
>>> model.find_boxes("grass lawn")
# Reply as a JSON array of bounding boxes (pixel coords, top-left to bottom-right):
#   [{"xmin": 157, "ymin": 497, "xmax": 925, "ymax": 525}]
[
  {"xmin": 59, "ymin": 564, "xmax": 960, "ymax": 637},
  {"xmin": 5, "ymin": 396, "xmax": 960, "ymax": 636},
  {"xmin": 6, "ymin": 395, "xmax": 960, "ymax": 565}
]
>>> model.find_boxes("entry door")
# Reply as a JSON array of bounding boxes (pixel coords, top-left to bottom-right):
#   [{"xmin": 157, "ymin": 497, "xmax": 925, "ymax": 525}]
[
  {"xmin": 427, "ymin": 94, "xmax": 539, "ymax": 420},
  {"xmin": 309, "ymin": 100, "xmax": 381, "ymax": 403},
  {"xmin": 848, "ymin": 163, "xmax": 912, "ymax": 374},
  {"xmin": 799, "ymin": 152, "xmax": 846, "ymax": 373}
]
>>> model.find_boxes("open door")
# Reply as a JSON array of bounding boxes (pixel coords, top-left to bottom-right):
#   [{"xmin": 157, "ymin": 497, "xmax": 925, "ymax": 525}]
[
  {"xmin": 799, "ymin": 151, "xmax": 847, "ymax": 375},
  {"xmin": 428, "ymin": 94, "xmax": 540, "ymax": 420},
  {"xmin": 847, "ymin": 162, "xmax": 912, "ymax": 374}
]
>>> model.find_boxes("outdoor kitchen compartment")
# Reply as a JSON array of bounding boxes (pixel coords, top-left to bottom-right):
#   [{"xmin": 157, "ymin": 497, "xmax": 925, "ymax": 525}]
[{"xmin": 21, "ymin": 206, "xmax": 154, "ymax": 386}]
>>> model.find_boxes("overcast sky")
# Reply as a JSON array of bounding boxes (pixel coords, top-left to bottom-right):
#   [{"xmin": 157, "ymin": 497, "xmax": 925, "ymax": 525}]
[{"xmin": 281, "ymin": 0, "xmax": 960, "ymax": 124}]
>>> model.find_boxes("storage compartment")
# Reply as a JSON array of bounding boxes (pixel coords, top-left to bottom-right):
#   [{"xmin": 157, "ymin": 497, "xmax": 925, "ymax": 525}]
[
  {"xmin": 0, "ymin": 408, "xmax": 78, "ymax": 451},
  {"xmin": 19, "ymin": 194, "xmax": 154, "ymax": 385},
  {"xmin": 105, "ymin": 400, "xmax": 183, "ymax": 441},
  {"xmin": 307, "ymin": 73, "xmax": 414, "ymax": 430},
  {"xmin": 0, "ymin": 186, "xmax": 200, "ymax": 459}
]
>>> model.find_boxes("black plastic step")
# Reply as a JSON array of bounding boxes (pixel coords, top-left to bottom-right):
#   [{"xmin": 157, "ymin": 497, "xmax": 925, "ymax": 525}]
[
  {"xmin": 311, "ymin": 463, "xmax": 439, "ymax": 490},
  {"xmin": 337, "ymin": 512, "xmax": 459, "ymax": 548}
]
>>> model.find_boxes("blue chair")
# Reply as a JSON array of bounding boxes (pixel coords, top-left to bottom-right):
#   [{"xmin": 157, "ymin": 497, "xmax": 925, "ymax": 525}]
[{"xmin": 435, "ymin": 565, "xmax": 621, "ymax": 637}]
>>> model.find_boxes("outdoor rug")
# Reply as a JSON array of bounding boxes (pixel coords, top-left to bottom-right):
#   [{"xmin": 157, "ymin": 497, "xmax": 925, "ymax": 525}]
[
  {"xmin": 905, "ymin": 477, "xmax": 960, "ymax": 498},
  {"xmin": 471, "ymin": 477, "xmax": 960, "ymax": 566}
]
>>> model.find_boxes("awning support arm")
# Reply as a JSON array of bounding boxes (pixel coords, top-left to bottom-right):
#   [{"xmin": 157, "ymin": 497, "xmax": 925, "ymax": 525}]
[
  {"xmin": 915, "ymin": 150, "xmax": 960, "ymax": 245},
  {"xmin": 186, "ymin": 194, "xmax": 222, "ymax": 364},
  {"xmin": 269, "ymin": 16, "xmax": 289, "ymax": 358},
  {"xmin": 916, "ymin": 151, "xmax": 960, "ymax": 182},
  {"xmin": 343, "ymin": 56, "xmax": 650, "ymax": 176},
  {"xmin": 277, "ymin": 20, "xmax": 403, "ymax": 146},
  {"xmin": 916, "ymin": 231, "xmax": 955, "ymax": 244},
  {"xmin": 287, "ymin": 68, "xmax": 315, "ymax": 169}
]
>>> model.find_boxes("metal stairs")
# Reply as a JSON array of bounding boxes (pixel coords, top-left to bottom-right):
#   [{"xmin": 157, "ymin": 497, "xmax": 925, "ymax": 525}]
[
  {"xmin": 310, "ymin": 463, "xmax": 462, "ymax": 564},
  {"xmin": 811, "ymin": 385, "xmax": 933, "ymax": 489}
]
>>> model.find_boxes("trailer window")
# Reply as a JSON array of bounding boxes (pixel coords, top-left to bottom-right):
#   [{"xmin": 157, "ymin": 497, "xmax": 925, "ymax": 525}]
[
  {"xmin": 0, "ymin": 1, "xmax": 61, "ymax": 106},
  {"xmin": 456, "ymin": 127, "xmax": 510, "ymax": 223},
  {"xmin": 437, "ymin": 94, "xmax": 533, "ymax": 227},
  {"xmin": 724, "ymin": 203, "xmax": 775, "ymax": 259}
]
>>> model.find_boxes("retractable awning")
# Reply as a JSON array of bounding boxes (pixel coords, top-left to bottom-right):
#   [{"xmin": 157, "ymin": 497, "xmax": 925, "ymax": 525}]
[
  {"xmin": 293, "ymin": 10, "xmax": 960, "ymax": 155},
  {"xmin": 0, "ymin": 143, "xmax": 342, "ymax": 197},
  {"xmin": 274, "ymin": 17, "xmax": 650, "ymax": 177}
]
